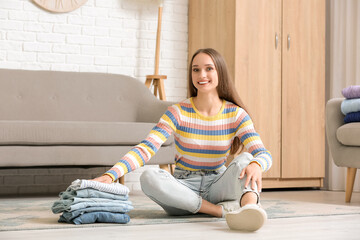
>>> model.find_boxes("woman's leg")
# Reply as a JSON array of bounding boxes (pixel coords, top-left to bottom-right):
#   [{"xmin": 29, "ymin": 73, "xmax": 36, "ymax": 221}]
[
  {"xmin": 204, "ymin": 152, "xmax": 260, "ymax": 206},
  {"xmin": 140, "ymin": 168, "xmax": 202, "ymax": 216},
  {"xmin": 204, "ymin": 153, "xmax": 266, "ymax": 231},
  {"xmin": 194, "ymin": 153, "xmax": 259, "ymax": 218},
  {"xmin": 198, "ymin": 199, "xmax": 223, "ymax": 217},
  {"xmin": 140, "ymin": 153, "xmax": 259, "ymax": 218},
  {"xmin": 240, "ymin": 192, "xmax": 258, "ymax": 206}
]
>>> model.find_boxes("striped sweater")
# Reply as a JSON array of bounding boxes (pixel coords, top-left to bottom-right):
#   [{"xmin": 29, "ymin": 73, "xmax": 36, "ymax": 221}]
[{"xmin": 105, "ymin": 98, "xmax": 272, "ymax": 181}]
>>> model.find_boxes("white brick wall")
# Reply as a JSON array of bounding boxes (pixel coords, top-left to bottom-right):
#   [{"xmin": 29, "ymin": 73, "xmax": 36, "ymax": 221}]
[
  {"xmin": 0, "ymin": 0, "xmax": 189, "ymax": 194},
  {"xmin": 0, "ymin": 0, "xmax": 188, "ymax": 102}
]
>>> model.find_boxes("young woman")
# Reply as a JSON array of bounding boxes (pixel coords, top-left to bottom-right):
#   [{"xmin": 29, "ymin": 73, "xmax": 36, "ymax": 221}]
[{"xmin": 93, "ymin": 48, "xmax": 272, "ymax": 231}]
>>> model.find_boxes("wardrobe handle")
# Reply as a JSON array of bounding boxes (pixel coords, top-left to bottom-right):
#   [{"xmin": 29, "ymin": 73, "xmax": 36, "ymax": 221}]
[
  {"xmin": 275, "ymin": 33, "xmax": 279, "ymax": 49},
  {"xmin": 287, "ymin": 34, "xmax": 291, "ymax": 50}
]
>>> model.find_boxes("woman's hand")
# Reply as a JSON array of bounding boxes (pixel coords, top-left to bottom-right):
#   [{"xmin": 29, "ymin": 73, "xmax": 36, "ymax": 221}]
[
  {"xmin": 239, "ymin": 162, "xmax": 262, "ymax": 192},
  {"xmin": 92, "ymin": 174, "xmax": 113, "ymax": 184}
]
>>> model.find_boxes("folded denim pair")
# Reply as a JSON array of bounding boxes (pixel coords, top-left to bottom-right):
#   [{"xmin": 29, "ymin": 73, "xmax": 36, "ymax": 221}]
[
  {"xmin": 60, "ymin": 188, "xmax": 129, "ymax": 201},
  {"xmin": 59, "ymin": 205, "xmax": 133, "ymax": 223},
  {"xmin": 52, "ymin": 179, "xmax": 133, "ymax": 225},
  {"xmin": 59, "ymin": 211, "xmax": 130, "ymax": 225},
  {"xmin": 52, "ymin": 197, "xmax": 133, "ymax": 213}
]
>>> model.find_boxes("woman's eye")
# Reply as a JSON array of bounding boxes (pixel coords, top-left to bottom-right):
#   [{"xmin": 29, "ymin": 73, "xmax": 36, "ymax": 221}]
[
  {"xmin": 207, "ymin": 67, "xmax": 213, "ymax": 71},
  {"xmin": 192, "ymin": 68, "xmax": 199, "ymax": 72}
]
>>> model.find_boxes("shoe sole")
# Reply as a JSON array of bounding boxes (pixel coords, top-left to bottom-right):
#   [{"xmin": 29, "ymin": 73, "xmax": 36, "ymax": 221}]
[{"xmin": 225, "ymin": 208, "xmax": 266, "ymax": 232}]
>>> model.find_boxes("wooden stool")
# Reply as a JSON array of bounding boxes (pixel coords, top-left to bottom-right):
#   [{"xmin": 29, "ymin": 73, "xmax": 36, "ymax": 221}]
[
  {"xmin": 118, "ymin": 176, "xmax": 125, "ymax": 185},
  {"xmin": 145, "ymin": 74, "xmax": 174, "ymax": 172},
  {"xmin": 118, "ymin": 3, "xmax": 170, "ymax": 185},
  {"xmin": 145, "ymin": 75, "xmax": 167, "ymax": 100}
]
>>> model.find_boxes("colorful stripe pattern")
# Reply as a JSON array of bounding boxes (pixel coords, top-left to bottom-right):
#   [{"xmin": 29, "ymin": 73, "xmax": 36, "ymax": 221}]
[{"xmin": 105, "ymin": 98, "xmax": 272, "ymax": 181}]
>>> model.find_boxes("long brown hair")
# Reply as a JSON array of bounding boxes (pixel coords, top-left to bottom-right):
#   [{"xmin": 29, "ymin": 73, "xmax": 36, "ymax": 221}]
[{"xmin": 188, "ymin": 48, "xmax": 249, "ymax": 155}]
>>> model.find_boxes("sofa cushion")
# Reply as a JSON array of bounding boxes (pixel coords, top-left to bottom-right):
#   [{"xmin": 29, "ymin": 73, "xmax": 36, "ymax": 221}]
[
  {"xmin": 0, "ymin": 121, "xmax": 173, "ymax": 146},
  {"xmin": 336, "ymin": 123, "xmax": 360, "ymax": 146},
  {"xmin": 0, "ymin": 145, "xmax": 175, "ymax": 167},
  {"xmin": 0, "ymin": 69, "xmax": 172, "ymax": 123}
]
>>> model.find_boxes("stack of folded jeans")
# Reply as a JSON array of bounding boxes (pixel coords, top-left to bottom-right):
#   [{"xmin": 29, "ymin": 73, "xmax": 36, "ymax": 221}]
[
  {"xmin": 341, "ymin": 85, "xmax": 360, "ymax": 123},
  {"xmin": 51, "ymin": 179, "xmax": 133, "ymax": 225}
]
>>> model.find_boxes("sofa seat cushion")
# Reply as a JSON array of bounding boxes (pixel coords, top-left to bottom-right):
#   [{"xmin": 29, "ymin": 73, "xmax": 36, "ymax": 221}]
[
  {"xmin": 0, "ymin": 121, "xmax": 173, "ymax": 146},
  {"xmin": 336, "ymin": 123, "xmax": 360, "ymax": 146}
]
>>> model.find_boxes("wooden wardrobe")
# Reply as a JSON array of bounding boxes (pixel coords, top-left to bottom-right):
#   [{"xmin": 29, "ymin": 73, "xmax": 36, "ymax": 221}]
[{"xmin": 188, "ymin": 0, "xmax": 325, "ymax": 188}]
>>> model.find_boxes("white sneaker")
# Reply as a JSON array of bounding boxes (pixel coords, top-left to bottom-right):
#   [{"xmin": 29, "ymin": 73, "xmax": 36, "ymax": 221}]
[
  {"xmin": 225, "ymin": 204, "xmax": 267, "ymax": 232},
  {"xmin": 217, "ymin": 200, "xmax": 240, "ymax": 218}
]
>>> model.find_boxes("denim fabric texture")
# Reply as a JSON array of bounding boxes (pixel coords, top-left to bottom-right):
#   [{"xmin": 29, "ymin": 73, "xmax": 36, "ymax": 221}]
[
  {"xmin": 60, "ymin": 188, "xmax": 129, "ymax": 201},
  {"xmin": 59, "ymin": 205, "xmax": 133, "ymax": 223},
  {"xmin": 52, "ymin": 198, "xmax": 133, "ymax": 213},
  {"xmin": 59, "ymin": 212, "xmax": 130, "ymax": 225},
  {"xmin": 140, "ymin": 152, "xmax": 259, "ymax": 216},
  {"xmin": 52, "ymin": 180, "xmax": 132, "ymax": 224}
]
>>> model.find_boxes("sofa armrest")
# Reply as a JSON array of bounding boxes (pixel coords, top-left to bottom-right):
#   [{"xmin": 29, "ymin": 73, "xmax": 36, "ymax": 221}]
[
  {"xmin": 326, "ymin": 98, "xmax": 345, "ymax": 165},
  {"xmin": 326, "ymin": 98, "xmax": 360, "ymax": 168},
  {"xmin": 137, "ymin": 99, "xmax": 177, "ymax": 123}
]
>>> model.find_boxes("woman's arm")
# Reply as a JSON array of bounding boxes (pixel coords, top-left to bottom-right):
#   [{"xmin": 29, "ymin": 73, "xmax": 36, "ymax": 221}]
[
  {"xmin": 97, "ymin": 105, "xmax": 180, "ymax": 182},
  {"xmin": 92, "ymin": 174, "xmax": 113, "ymax": 184},
  {"xmin": 235, "ymin": 108, "xmax": 272, "ymax": 172},
  {"xmin": 235, "ymin": 108, "xmax": 272, "ymax": 192}
]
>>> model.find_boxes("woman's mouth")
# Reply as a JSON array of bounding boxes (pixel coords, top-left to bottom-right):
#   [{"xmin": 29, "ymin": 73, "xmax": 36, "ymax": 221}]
[{"xmin": 198, "ymin": 80, "xmax": 210, "ymax": 85}]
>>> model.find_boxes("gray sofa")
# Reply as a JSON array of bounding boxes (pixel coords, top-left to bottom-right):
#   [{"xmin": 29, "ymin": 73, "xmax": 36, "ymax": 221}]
[
  {"xmin": 326, "ymin": 98, "xmax": 360, "ymax": 202},
  {"xmin": 0, "ymin": 69, "xmax": 175, "ymax": 194}
]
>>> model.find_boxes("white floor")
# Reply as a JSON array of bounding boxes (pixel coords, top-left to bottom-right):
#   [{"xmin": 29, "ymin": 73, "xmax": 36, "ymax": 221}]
[{"xmin": 1, "ymin": 190, "xmax": 360, "ymax": 240}]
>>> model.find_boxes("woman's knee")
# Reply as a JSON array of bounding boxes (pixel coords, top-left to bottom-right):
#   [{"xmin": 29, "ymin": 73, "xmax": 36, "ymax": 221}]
[
  {"xmin": 140, "ymin": 168, "xmax": 203, "ymax": 214},
  {"xmin": 222, "ymin": 152, "xmax": 254, "ymax": 182},
  {"xmin": 140, "ymin": 168, "xmax": 157, "ymax": 183},
  {"xmin": 140, "ymin": 168, "xmax": 172, "ymax": 195},
  {"xmin": 230, "ymin": 152, "xmax": 253, "ymax": 169}
]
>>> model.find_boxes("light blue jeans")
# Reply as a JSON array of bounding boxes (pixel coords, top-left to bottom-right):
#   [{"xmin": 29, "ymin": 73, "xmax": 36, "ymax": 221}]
[
  {"xmin": 140, "ymin": 152, "xmax": 259, "ymax": 216},
  {"xmin": 59, "ymin": 205, "xmax": 133, "ymax": 222},
  {"xmin": 52, "ymin": 197, "xmax": 133, "ymax": 213},
  {"xmin": 60, "ymin": 212, "xmax": 130, "ymax": 225},
  {"xmin": 60, "ymin": 188, "xmax": 129, "ymax": 201}
]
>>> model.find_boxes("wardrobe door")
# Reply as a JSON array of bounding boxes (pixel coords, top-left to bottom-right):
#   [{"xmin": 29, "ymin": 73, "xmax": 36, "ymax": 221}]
[
  {"xmin": 281, "ymin": 0, "xmax": 325, "ymax": 178},
  {"xmin": 188, "ymin": 0, "xmax": 236, "ymax": 75},
  {"xmin": 234, "ymin": 0, "xmax": 282, "ymax": 178}
]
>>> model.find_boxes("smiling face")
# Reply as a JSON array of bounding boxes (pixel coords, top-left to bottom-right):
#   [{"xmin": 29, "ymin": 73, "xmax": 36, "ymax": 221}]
[{"xmin": 191, "ymin": 53, "xmax": 219, "ymax": 96}]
